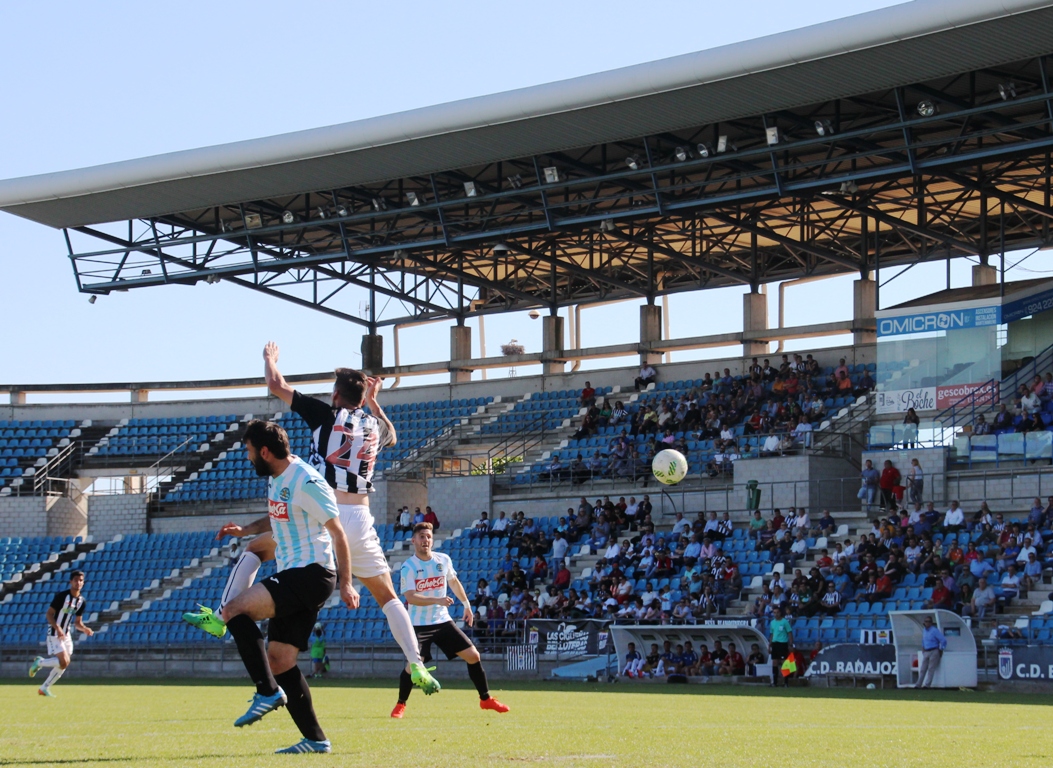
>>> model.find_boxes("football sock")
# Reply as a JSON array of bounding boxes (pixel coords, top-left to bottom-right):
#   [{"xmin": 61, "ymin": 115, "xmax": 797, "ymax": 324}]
[
  {"xmin": 42, "ymin": 666, "xmax": 65, "ymax": 690},
  {"xmin": 226, "ymin": 614, "xmax": 277, "ymax": 696},
  {"xmin": 274, "ymin": 667, "xmax": 325, "ymax": 742},
  {"xmin": 467, "ymin": 661, "xmax": 490, "ymax": 700},
  {"xmin": 219, "ymin": 551, "xmax": 261, "ymax": 612},
  {"xmin": 38, "ymin": 657, "xmax": 60, "ymax": 669},
  {"xmin": 397, "ymin": 669, "xmax": 414, "ymax": 704},
  {"xmin": 382, "ymin": 599, "xmax": 423, "ymax": 665}
]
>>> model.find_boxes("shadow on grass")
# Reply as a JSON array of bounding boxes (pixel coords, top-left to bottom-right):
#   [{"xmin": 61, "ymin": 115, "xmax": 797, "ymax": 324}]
[
  {"xmin": 1, "ymin": 676, "xmax": 1050, "ymax": 707},
  {"xmin": 0, "ymin": 757, "xmax": 232, "ymax": 767}
]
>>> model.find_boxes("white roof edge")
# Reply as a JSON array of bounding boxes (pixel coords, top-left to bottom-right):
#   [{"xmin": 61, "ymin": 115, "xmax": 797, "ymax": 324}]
[{"xmin": 0, "ymin": 0, "xmax": 1048, "ymax": 208}]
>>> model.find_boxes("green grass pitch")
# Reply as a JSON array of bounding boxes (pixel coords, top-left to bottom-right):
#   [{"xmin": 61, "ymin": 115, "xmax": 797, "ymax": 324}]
[{"xmin": 3, "ymin": 678, "xmax": 1052, "ymax": 767}]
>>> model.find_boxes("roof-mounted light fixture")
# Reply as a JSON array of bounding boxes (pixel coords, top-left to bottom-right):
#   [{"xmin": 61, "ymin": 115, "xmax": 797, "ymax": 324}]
[
  {"xmin": 815, "ymin": 119, "xmax": 834, "ymax": 137},
  {"xmin": 916, "ymin": 100, "xmax": 937, "ymax": 118}
]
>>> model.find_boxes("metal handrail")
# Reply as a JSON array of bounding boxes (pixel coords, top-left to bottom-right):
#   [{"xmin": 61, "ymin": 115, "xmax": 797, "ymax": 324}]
[
  {"xmin": 381, "ymin": 418, "xmax": 465, "ymax": 482},
  {"xmin": 29, "ymin": 440, "xmax": 79, "ymax": 496}
]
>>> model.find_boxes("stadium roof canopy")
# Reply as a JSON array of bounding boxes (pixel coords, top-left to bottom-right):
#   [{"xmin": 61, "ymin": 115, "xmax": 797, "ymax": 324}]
[{"xmin": 3, "ymin": 0, "xmax": 1053, "ymax": 328}]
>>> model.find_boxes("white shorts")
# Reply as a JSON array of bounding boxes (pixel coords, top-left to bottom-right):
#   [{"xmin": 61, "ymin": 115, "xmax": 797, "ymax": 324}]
[
  {"xmin": 46, "ymin": 633, "xmax": 74, "ymax": 658},
  {"xmin": 339, "ymin": 504, "xmax": 390, "ymax": 579}
]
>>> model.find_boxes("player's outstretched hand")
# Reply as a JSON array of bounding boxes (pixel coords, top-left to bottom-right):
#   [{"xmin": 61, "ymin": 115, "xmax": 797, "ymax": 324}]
[
  {"xmin": 463, "ymin": 606, "xmax": 474, "ymax": 627},
  {"xmin": 365, "ymin": 376, "xmax": 383, "ymax": 403},
  {"xmin": 263, "ymin": 341, "xmax": 279, "ymax": 363},
  {"xmin": 341, "ymin": 582, "xmax": 360, "ymax": 611},
  {"xmin": 217, "ymin": 522, "xmax": 244, "ymax": 539}
]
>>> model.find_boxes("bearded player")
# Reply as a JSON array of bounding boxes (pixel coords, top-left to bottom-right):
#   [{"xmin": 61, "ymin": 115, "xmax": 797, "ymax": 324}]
[
  {"xmin": 390, "ymin": 522, "xmax": 508, "ymax": 718},
  {"xmin": 184, "ymin": 342, "xmax": 439, "ymax": 694}
]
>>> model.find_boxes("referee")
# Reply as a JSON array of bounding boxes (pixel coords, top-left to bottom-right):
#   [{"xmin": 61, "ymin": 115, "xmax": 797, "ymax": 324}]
[
  {"xmin": 390, "ymin": 523, "xmax": 509, "ymax": 718},
  {"xmin": 768, "ymin": 606, "xmax": 794, "ymax": 688}
]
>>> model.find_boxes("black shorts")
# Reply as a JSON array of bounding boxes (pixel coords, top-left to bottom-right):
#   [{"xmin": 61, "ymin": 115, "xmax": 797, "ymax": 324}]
[
  {"xmin": 261, "ymin": 563, "xmax": 337, "ymax": 652},
  {"xmin": 414, "ymin": 621, "xmax": 473, "ymax": 663},
  {"xmin": 770, "ymin": 641, "xmax": 789, "ymax": 660}
]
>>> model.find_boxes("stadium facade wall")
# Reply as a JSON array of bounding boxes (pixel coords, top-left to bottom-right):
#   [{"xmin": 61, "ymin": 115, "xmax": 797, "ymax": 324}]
[
  {"xmin": 0, "ymin": 496, "xmax": 48, "ymax": 538},
  {"xmin": 861, "ymin": 447, "xmax": 948, "ymax": 507},
  {"xmin": 427, "ymin": 475, "xmax": 492, "ymax": 529},
  {"xmin": 493, "ymin": 456, "xmax": 857, "ymax": 522},
  {"xmin": 45, "ymin": 495, "xmax": 87, "ymax": 539},
  {"xmin": 88, "ymin": 493, "xmax": 148, "ymax": 541}
]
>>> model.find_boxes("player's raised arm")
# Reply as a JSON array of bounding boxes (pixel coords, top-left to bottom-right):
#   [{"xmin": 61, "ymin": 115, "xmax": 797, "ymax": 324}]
[
  {"xmin": 446, "ymin": 573, "xmax": 473, "ymax": 627},
  {"xmin": 365, "ymin": 377, "xmax": 397, "ymax": 447},
  {"xmin": 263, "ymin": 341, "xmax": 295, "ymax": 405}
]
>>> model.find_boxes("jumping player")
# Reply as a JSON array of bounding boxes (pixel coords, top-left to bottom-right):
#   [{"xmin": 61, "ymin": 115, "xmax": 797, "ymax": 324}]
[
  {"xmin": 390, "ymin": 522, "xmax": 509, "ymax": 718},
  {"xmin": 29, "ymin": 570, "xmax": 94, "ymax": 696},
  {"xmin": 184, "ymin": 341, "xmax": 440, "ymax": 695},
  {"xmin": 219, "ymin": 419, "xmax": 356, "ymax": 754}
]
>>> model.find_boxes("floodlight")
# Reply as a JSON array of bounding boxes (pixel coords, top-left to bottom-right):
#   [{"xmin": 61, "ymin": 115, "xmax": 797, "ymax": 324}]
[
  {"xmin": 405, "ymin": 192, "xmax": 420, "ymax": 207},
  {"xmin": 839, "ymin": 180, "xmax": 860, "ymax": 195},
  {"xmin": 507, "ymin": 174, "xmax": 523, "ymax": 189},
  {"xmin": 998, "ymin": 82, "xmax": 1017, "ymax": 101},
  {"xmin": 372, "ymin": 198, "xmax": 387, "ymax": 212},
  {"xmin": 88, "ymin": 295, "xmax": 97, "ymax": 305},
  {"xmin": 543, "ymin": 166, "xmax": 560, "ymax": 184},
  {"xmin": 717, "ymin": 135, "xmax": 730, "ymax": 153},
  {"xmin": 696, "ymin": 143, "xmax": 712, "ymax": 158},
  {"xmin": 336, "ymin": 205, "xmax": 349, "ymax": 217},
  {"xmin": 492, "ymin": 242, "xmax": 511, "ymax": 253},
  {"xmin": 916, "ymin": 100, "xmax": 937, "ymax": 118},
  {"xmin": 815, "ymin": 119, "xmax": 834, "ymax": 137},
  {"xmin": 673, "ymin": 146, "xmax": 689, "ymax": 162},
  {"xmin": 464, "ymin": 181, "xmax": 479, "ymax": 197},
  {"xmin": 244, "ymin": 213, "xmax": 262, "ymax": 229},
  {"xmin": 625, "ymin": 155, "xmax": 641, "ymax": 170},
  {"xmin": 316, "ymin": 207, "xmax": 327, "ymax": 219},
  {"xmin": 765, "ymin": 126, "xmax": 780, "ymax": 146},
  {"xmin": 599, "ymin": 219, "xmax": 616, "ymax": 233},
  {"xmin": 281, "ymin": 211, "xmax": 295, "ymax": 225},
  {"xmin": 141, "ymin": 269, "xmax": 152, "ymax": 276}
]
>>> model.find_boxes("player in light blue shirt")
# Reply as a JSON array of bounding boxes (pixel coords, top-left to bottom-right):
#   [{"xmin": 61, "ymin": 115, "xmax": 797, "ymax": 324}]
[
  {"xmin": 216, "ymin": 420, "xmax": 356, "ymax": 754},
  {"xmin": 390, "ymin": 522, "xmax": 510, "ymax": 719}
]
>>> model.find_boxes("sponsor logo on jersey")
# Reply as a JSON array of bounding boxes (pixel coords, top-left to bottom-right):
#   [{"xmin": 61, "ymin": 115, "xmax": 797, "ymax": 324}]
[
  {"xmin": 269, "ymin": 499, "xmax": 290, "ymax": 521},
  {"xmin": 415, "ymin": 576, "xmax": 445, "ymax": 592},
  {"xmin": 279, "ymin": 487, "xmax": 291, "ymax": 501}
]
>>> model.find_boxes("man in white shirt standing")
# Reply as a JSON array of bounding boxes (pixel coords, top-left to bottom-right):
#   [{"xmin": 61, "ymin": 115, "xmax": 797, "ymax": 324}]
[
  {"xmin": 635, "ymin": 363, "xmax": 657, "ymax": 391},
  {"xmin": 551, "ymin": 532, "xmax": 569, "ymax": 574}
]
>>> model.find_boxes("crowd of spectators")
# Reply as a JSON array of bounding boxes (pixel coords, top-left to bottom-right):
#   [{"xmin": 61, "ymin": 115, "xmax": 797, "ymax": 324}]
[{"xmin": 542, "ymin": 354, "xmax": 875, "ymax": 487}]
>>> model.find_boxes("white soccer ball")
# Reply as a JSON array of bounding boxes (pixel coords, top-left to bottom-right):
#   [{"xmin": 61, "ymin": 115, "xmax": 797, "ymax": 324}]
[{"xmin": 652, "ymin": 449, "xmax": 688, "ymax": 485}]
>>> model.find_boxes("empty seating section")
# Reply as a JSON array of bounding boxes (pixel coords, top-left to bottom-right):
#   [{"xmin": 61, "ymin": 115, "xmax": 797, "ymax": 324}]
[
  {"xmin": 96, "ymin": 415, "xmax": 235, "ymax": 457},
  {"xmin": 375, "ymin": 398, "xmax": 492, "ymax": 474},
  {"xmin": 0, "ymin": 535, "xmax": 79, "ymax": 583},
  {"xmin": 0, "ymin": 420, "xmax": 76, "ymax": 489},
  {"xmin": 481, "ymin": 390, "xmax": 608, "ymax": 435}
]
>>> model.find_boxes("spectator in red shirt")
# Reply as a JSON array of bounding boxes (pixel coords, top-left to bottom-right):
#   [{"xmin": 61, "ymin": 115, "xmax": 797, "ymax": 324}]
[
  {"xmin": 925, "ymin": 581, "xmax": 953, "ymax": 610},
  {"xmin": 771, "ymin": 508, "xmax": 785, "ymax": 531},
  {"xmin": 697, "ymin": 644, "xmax": 715, "ymax": 676},
  {"xmin": 553, "ymin": 564, "xmax": 571, "ymax": 590},
  {"xmin": 423, "ymin": 506, "xmax": 440, "ymax": 530},
  {"xmin": 580, "ymin": 381, "xmax": 597, "ymax": 408},
  {"xmin": 879, "ymin": 460, "xmax": 900, "ymax": 511}
]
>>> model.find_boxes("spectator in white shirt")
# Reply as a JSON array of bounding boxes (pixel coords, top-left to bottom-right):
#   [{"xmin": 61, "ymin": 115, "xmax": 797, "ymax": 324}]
[
  {"xmin": 793, "ymin": 509, "xmax": 811, "ymax": 531},
  {"xmin": 551, "ymin": 532, "xmax": 569, "ymax": 572},
  {"xmin": 964, "ymin": 577, "xmax": 996, "ymax": 618},
  {"xmin": 760, "ymin": 433, "xmax": 783, "ymax": 456},
  {"xmin": 491, "ymin": 511, "xmax": 510, "ymax": 533},
  {"xmin": 671, "ymin": 512, "xmax": 690, "ymax": 537},
  {"xmin": 1001, "ymin": 564, "xmax": 1022, "ymax": 600},
  {"xmin": 635, "ymin": 364, "xmax": 657, "ymax": 391},
  {"xmin": 625, "ymin": 497, "xmax": 639, "ymax": 520},
  {"xmin": 1016, "ymin": 537, "xmax": 1038, "ymax": 564},
  {"xmin": 942, "ymin": 501, "xmax": 965, "ymax": 533},
  {"xmin": 605, "ymin": 540, "xmax": 622, "ymax": 562},
  {"xmin": 396, "ymin": 506, "xmax": 413, "ymax": 533}
]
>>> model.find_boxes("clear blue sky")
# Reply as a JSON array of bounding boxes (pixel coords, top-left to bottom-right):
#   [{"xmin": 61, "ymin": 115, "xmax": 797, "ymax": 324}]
[{"xmin": 4, "ymin": 0, "xmax": 1046, "ymax": 398}]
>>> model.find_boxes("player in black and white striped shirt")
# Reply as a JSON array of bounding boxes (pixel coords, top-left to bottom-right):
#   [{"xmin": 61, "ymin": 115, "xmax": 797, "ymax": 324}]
[{"xmin": 29, "ymin": 570, "xmax": 93, "ymax": 696}]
